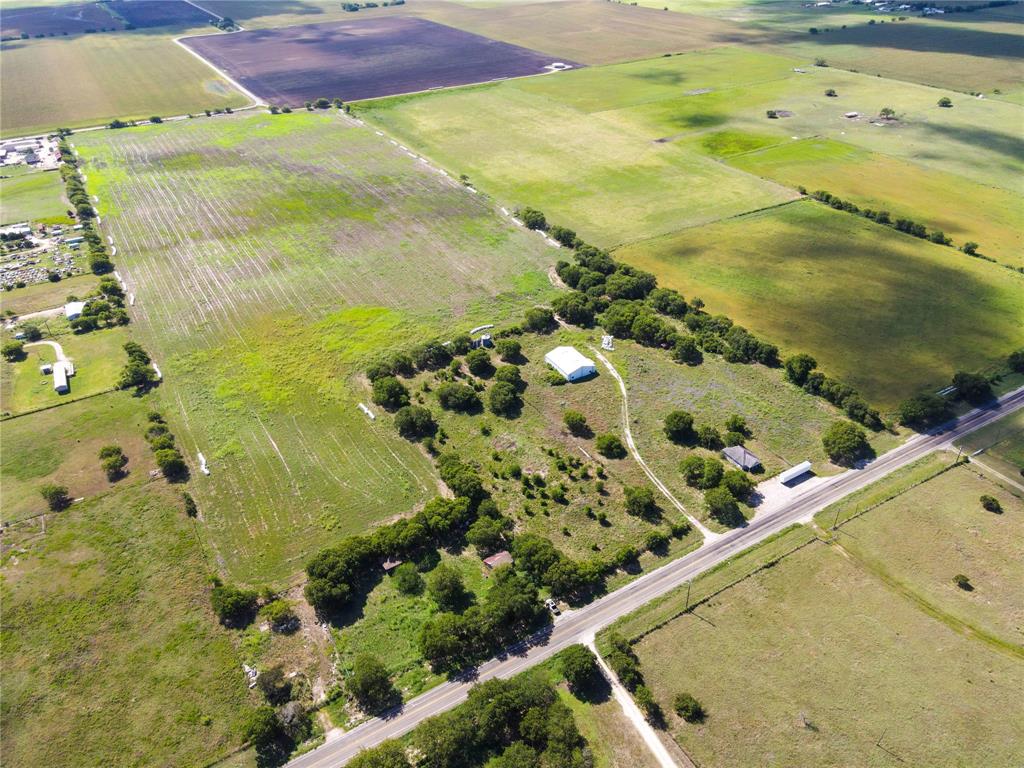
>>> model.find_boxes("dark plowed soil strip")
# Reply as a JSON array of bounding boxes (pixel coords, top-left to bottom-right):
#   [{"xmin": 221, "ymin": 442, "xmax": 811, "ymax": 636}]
[{"xmin": 182, "ymin": 16, "xmax": 581, "ymax": 106}]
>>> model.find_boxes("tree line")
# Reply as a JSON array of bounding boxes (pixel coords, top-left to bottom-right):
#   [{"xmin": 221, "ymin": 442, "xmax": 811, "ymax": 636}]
[
  {"xmin": 804, "ymin": 188, "xmax": 991, "ymax": 262},
  {"xmin": 521, "ymin": 206, "xmax": 884, "ymax": 432},
  {"xmin": 58, "ymin": 139, "xmax": 116, "ymax": 276}
]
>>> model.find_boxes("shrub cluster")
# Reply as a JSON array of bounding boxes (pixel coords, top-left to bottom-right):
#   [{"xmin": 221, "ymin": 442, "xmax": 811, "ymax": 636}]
[
  {"xmin": 69, "ymin": 277, "xmax": 130, "ymax": 332},
  {"xmin": 605, "ymin": 632, "xmax": 663, "ymax": 724},
  {"xmin": 544, "ymin": 212, "xmax": 791, "ymax": 371},
  {"xmin": 143, "ymin": 409, "xmax": 189, "ymax": 481},
  {"xmin": 353, "ymin": 672, "xmax": 589, "ymax": 768},
  {"xmin": 783, "ymin": 353, "xmax": 883, "ymax": 430},
  {"xmin": 117, "ymin": 341, "xmax": 158, "ymax": 393}
]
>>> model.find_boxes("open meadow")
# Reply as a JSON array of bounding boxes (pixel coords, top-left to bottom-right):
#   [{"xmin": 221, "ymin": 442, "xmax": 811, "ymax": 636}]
[
  {"xmin": 74, "ymin": 111, "xmax": 561, "ymax": 584},
  {"xmin": 729, "ymin": 137, "xmax": 1024, "ymax": 267},
  {"xmin": 0, "ymin": 30, "xmax": 246, "ymax": 137},
  {"xmin": 631, "ymin": 537, "xmax": 1024, "ymax": 767},
  {"xmin": 0, "ymin": 481, "xmax": 254, "ymax": 768},
  {"xmin": 0, "ymin": 389, "xmax": 158, "ymax": 522},
  {"xmin": 0, "ymin": 168, "xmax": 71, "ymax": 226},
  {"xmin": 614, "ymin": 201, "xmax": 1024, "ymax": 409},
  {"xmin": 820, "ymin": 459, "xmax": 1024, "ymax": 650},
  {"xmin": 359, "ymin": 68, "xmax": 796, "ymax": 248}
]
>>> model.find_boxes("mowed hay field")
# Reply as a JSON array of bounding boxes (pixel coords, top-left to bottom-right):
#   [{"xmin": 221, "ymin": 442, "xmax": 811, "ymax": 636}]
[
  {"xmin": 615, "ymin": 201, "xmax": 1024, "ymax": 409},
  {"xmin": 74, "ymin": 112, "xmax": 560, "ymax": 583},
  {"xmin": 1, "ymin": 482, "xmax": 253, "ymax": 768},
  {"xmin": 729, "ymin": 138, "xmax": 1024, "ymax": 267},
  {"xmin": 0, "ymin": 31, "xmax": 246, "ymax": 137}
]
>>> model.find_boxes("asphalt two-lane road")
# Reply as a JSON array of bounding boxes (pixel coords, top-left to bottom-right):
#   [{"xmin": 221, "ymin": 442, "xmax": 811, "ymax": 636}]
[{"xmin": 289, "ymin": 386, "xmax": 1024, "ymax": 767}]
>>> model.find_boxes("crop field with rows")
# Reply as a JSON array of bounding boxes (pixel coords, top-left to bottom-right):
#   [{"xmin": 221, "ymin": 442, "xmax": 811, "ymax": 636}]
[{"xmin": 74, "ymin": 112, "xmax": 560, "ymax": 584}]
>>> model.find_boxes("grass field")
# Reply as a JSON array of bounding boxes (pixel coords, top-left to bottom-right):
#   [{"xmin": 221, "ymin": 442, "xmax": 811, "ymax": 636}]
[
  {"xmin": 0, "ymin": 168, "xmax": 71, "ymax": 226},
  {"xmin": 0, "ymin": 273, "xmax": 98, "ymax": 316},
  {"xmin": 359, "ymin": 71, "xmax": 796, "ymax": 247},
  {"xmin": 632, "ymin": 538, "xmax": 1024, "ymax": 766},
  {"xmin": 0, "ymin": 30, "xmax": 246, "ymax": 137},
  {"xmin": 0, "ymin": 389, "xmax": 158, "ymax": 522},
  {"xmin": 0, "ymin": 324, "xmax": 130, "ymax": 415},
  {"xmin": 74, "ymin": 112, "xmax": 561, "ymax": 584},
  {"xmin": 614, "ymin": 201, "xmax": 1024, "ymax": 409},
  {"xmin": 955, "ymin": 409, "xmax": 1024, "ymax": 483},
  {"xmin": 729, "ymin": 138, "xmax": 1024, "ymax": 267},
  {"xmin": 822, "ymin": 461, "xmax": 1024, "ymax": 650},
  {"xmin": 1, "ymin": 482, "xmax": 253, "ymax": 768}
]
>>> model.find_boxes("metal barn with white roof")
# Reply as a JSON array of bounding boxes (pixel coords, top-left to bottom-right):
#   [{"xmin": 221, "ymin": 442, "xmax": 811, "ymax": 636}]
[{"xmin": 544, "ymin": 346, "xmax": 596, "ymax": 382}]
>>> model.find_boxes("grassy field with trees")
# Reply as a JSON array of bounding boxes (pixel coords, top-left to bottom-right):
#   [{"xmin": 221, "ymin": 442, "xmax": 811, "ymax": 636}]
[
  {"xmin": 74, "ymin": 112, "xmax": 561, "ymax": 584},
  {"xmin": 1, "ymin": 482, "xmax": 254, "ymax": 768},
  {"xmin": 614, "ymin": 201, "xmax": 1023, "ymax": 409},
  {"xmin": 1, "ymin": 273, "xmax": 99, "ymax": 317},
  {"xmin": 729, "ymin": 138, "xmax": 1023, "ymax": 268},
  {"xmin": 0, "ymin": 389, "xmax": 157, "ymax": 521}
]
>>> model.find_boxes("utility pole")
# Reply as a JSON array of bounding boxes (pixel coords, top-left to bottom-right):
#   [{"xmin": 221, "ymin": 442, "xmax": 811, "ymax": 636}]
[{"xmin": 684, "ymin": 580, "xmax": 692, "ymax": 612}]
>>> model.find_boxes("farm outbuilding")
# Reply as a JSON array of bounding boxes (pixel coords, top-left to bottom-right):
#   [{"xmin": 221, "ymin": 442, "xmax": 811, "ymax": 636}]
[
  {"xmin": 64, "ymin": 301, "xmax": 87, "ymax": 320},
  {"xmin": 779, "ymin": 460, "xmax": 812, "ymax": 485},
  {"xmin": 544, "ymin": 346, "xmax": 596, "ymax": 382},
  {"xmin": 483, "ymin": 550, "xmax": 513, "ymax": 570},
  {"xmin": 53, "ymin": 361, "xmax": 71, "ymax": 393},
  {"xmin": 722, "ymin": 445, "xmax": 761, "ymax": 472}
]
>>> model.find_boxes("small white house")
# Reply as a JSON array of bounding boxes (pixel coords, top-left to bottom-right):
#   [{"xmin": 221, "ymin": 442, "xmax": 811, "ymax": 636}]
[
  {"xmin": 544, "ymin": 346, "xmax": 596, "ymax": 382},
  {"xmin": 64, "ymin": 301, "xmax": 87, "ymax": 320}
]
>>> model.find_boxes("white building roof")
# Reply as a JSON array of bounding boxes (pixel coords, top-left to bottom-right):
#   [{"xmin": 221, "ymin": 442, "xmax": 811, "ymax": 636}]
[
  {"xmin": 65, "ymin": 301, "xmax": 87, "ymax": 318},
  {"xmin": 779, "ymin": 460, "xmax": 813, "ymax": 484},
  {"xmin": 544, "ymin": 346, "xmax": 596, "ymax": 381}
]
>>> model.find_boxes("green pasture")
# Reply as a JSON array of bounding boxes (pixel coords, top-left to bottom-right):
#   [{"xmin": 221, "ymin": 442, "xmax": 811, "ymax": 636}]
[
  {"xmin": 821, "ymin": 461, "xmax": 1023, "ymax": 650},
  {"xmin": 578, "ymin": 49, "xmax": 1023, "ymax": 195},
  {"xmin": 1, "ymin": 324, "xmax": 130, "ymax": 415},
  {"xmin": 0, "ymin": 389, "xmax": 157, "ymax": 522},
  {"xmin": 0, "ymin": 31, "xmax": 246, "ymax": 137},
  {"xmin": 627, "ymin": 511, "xmax": 1024, "ymax": 766},
  {"xmin": 615, "ymin": 201, "xmax": 1024, "ymax": 409},
  {"xmin": 360, "ymin": 45, "xmax": 1021, "ymax": 249},
  {"xmin": 729, "ymin": 138, "xmax": 1024, "ymax": 267},
  {"xmin": 1, "ymin": 273, "xmax": 98, "ymax": 316},
  {"xmin": 0, "ymin": 169, "xmax": 70, "ymax": 226},
  {"xmin": 955, "ymin": 409, "xmax": 1024, "ymax": 482},
  {"xmin": 74, "ymin": 112, "xmax": 561, "ymax": 584},
  {"xmin": 358, "ymin": 53, "xmax": 798, "ymax": 247},
  {"xmin": 1, "ymin": 482, "xmax": 253, "ymax": 768}
]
